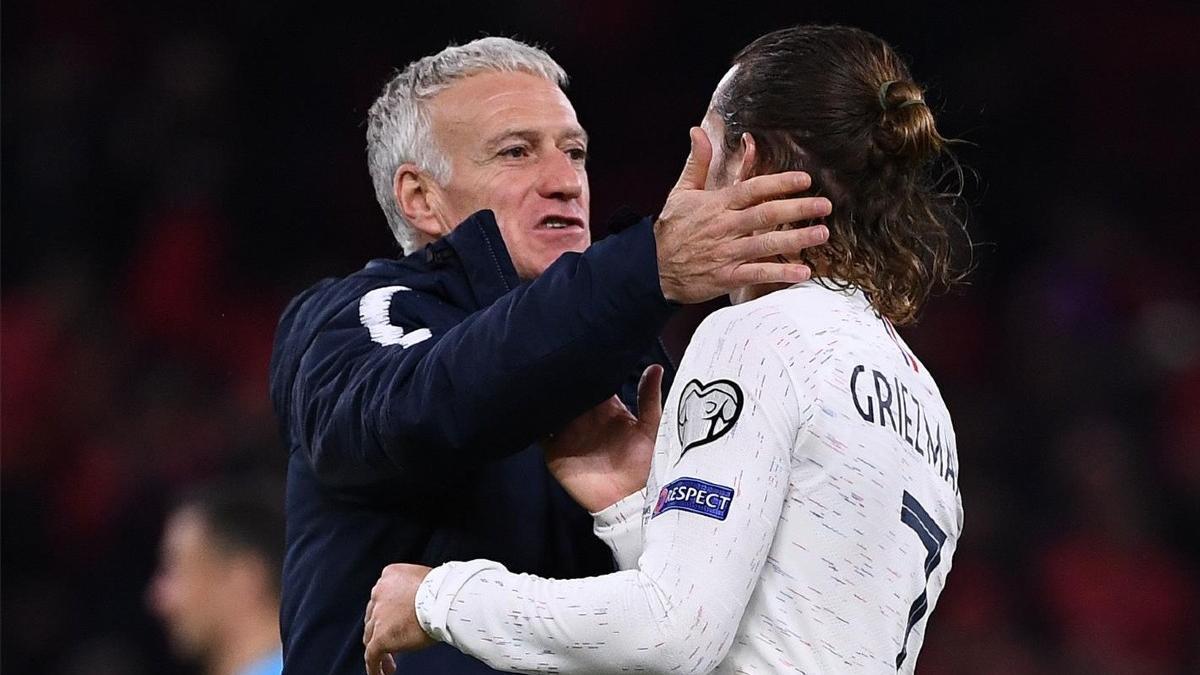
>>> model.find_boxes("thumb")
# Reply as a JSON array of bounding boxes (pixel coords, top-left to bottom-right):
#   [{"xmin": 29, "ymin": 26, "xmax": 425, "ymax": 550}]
[
  {"xmin": 636, "ymin": 365, "xmax": 665, "ymax": 433},
  {"xmin": 673, "ymin": 127, "xmax": 712, "ymax": 191}
]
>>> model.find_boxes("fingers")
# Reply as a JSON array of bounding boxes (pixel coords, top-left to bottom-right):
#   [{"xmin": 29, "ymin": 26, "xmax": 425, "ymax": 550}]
[
  {"xmin": 734, "ymin": 197, "xmax": 832, "ymax": 235},
  {"xmin": 673, "ymin": 127, "xmax": 712, "ymax": 191},
  {"xmin": 365, "ymin": 630, "xmax": 395, "ymax": 675},
  {"xmin": 728, "ymin": 262, "xmax": 812, "ymax": 287},
  {"xmin": 726, "ymin": 224, "xmax": 829, "ymax": 262},
  {"xmin": 363, "ymin": 582, "xmax": 380, "ymax": 646},
  {"xmin": 726, "ymin": 171, "xmax": 812, "ymax": 210},
  {"xmin": 363, "ymin": 593, "xmax": 376, "ymax": 646},
  {"xmin": 365, "ymin": 640, "xmax": 383, "ymax": 675},
  {"xmin": 637, "ymin": 365, "xmax": 665, "ymax": 432}
]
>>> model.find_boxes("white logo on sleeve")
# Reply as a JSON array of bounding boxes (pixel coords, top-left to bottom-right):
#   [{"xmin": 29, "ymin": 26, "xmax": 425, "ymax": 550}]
[
  {"xmin": 677, "ymin": 378, "xmax": 744, "ymax": 457},
  {"xmin": 358, "ymin": 286, "xmax": 433, "ymax": 348}
]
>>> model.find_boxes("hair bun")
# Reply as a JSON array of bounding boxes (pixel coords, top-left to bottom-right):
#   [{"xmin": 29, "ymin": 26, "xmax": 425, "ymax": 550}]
[{"xmin": 874, "ymin": 79, "xmax": 944, "ymax": 166}]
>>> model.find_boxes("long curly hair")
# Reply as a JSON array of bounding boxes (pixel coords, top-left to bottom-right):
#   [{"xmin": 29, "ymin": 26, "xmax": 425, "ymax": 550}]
[{"xmin": 716, "ymin": 25, "xmax": 970, "ymax": 325}]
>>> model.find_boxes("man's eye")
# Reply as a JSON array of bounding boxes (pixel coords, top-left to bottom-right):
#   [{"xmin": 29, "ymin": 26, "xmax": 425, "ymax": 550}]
[
  {"xmin": 567, "ymin": 147, "xmax": 588, "ymax": 162},
  {"xmin": 499, "ymin": 146, "xmax": 529, "ymax": 158}
]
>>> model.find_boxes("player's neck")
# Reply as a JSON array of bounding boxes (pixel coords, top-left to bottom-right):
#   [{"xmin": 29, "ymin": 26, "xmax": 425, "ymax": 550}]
[
  {"xmin": 729, "ymin": 283, "xmax": 782, "ymax": 305},
  {"xmin": 730, "ymin": 260, "xmax": 834, "ymax": 305}
]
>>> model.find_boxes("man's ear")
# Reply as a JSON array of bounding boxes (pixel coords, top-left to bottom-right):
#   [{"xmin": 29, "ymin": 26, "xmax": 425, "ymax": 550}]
[
  {"xmin": 734, "ymin": 132, "xmax": 758, "ymax": 183},
  {"xmin": 394, "ymin": 164, "xmax": 451, "ymax": 240}
]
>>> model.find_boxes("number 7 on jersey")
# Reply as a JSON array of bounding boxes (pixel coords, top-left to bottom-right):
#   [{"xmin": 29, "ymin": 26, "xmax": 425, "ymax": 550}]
[{"xmin": 896, "ymin": 491, "xmax": 947, "ymax": 669}]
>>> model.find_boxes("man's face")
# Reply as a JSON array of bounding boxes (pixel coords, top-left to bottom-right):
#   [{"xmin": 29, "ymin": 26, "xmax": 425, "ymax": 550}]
[
  {"xmin": 428, "ymin": 71, "xmax": 590, "ymax": 279},
  {"xmin": 147, "ymin": 509, "xmax": 227, "ymax": 659}
]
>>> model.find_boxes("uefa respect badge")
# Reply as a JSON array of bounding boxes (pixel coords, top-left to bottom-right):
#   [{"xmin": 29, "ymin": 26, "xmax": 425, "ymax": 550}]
[{"xmin": 652, "ymin": 477, "xmax": 735, "ymax": 521}]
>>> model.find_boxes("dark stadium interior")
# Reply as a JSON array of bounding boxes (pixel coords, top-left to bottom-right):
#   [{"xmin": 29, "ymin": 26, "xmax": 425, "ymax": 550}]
[{"xmin": 3, "ymin": 1, "xmax": 1198, "ymax": 673}]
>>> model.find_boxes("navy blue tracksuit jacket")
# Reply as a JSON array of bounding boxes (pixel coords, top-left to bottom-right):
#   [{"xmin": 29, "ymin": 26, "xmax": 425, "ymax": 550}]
[{"xmin": 269, "ymin": 210, "xmax": 676, "ymax": 674}]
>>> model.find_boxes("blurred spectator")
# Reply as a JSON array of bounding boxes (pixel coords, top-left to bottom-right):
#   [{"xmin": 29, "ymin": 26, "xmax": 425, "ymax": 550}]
[
  {"xmin": 147, "ymin": 481, "xmax": 284, "ymax": 675},
  {"xmin": 1036, "ymin": 420, "xmax": 1199, "ymax": 674}
]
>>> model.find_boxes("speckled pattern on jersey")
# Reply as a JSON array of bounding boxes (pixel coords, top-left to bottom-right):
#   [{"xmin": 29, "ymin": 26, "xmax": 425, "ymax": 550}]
[{"xmin": 416, "ymin": 282, "xmax": 963, "ymax": 674}]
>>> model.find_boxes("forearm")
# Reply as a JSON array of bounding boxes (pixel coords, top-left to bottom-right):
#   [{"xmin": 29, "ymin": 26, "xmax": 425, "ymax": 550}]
[
  {"xmin": 411, "ymin": 291, "xmax": 810, "ymax": 674},
  {"xmin": 300, "ymin": 220, "xmax": 674, "ymax": 487},
  {"xmin": 381, "ymin": 219, "xmax": 674, "ymax": 463},
  {"xmin": 416, "ymin": 561, "xmax": 709, "ymax": 674}
]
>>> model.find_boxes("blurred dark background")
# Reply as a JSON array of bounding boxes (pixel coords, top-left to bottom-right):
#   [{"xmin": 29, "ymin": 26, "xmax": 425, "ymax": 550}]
[{"xmin": 3, "ymin": 1, "xmax": 1199, "ymax": 673}]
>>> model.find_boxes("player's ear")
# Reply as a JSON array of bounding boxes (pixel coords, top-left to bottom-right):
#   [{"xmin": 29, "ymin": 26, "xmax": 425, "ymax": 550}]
[
  {"xmin": 734, "ymin": 132, "xmax": 758, "ymax": 183},
  {"xmin": 395, "ymin": 164, "xmax": 452, "ymax": 240}
]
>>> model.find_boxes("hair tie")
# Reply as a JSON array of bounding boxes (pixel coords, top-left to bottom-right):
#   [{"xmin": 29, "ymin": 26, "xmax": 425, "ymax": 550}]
[
  {"xmin": 878, "ymin": 80, "xmax": 900, "ymax": 109},
  {"xmin": 878, "ymin": 79, "xmax": 925, "ymax": 111}
]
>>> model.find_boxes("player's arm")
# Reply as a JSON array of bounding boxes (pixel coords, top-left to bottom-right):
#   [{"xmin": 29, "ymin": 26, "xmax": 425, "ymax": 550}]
[
  {"xmin": 591, "ymin": 487, "xmax": 648, "ymax": 570},
  {"xmin": 282, "ymin": 142, "xmax": 830, "ymax": 491},
  {"xmin": 369, "ymin": 308, "xmax": 809, "ymax": 673},
  {"xmin": 282, "ymin": 216, "xmax": 674, "ymax": 490}
]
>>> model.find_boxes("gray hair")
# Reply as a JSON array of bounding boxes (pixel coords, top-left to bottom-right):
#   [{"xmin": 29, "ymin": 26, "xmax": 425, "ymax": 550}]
[{"xmin": 366, "ymin": 37, "xmax": 569, "ymax": 253}]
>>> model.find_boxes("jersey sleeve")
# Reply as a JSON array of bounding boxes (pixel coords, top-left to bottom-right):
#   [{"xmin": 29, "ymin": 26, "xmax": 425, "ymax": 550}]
[
  {"xmin": 278, "ymin": 218, "xmax": 674, "ymax": 490},
  {"xmin": 414, "ymin": 305, "xmax": 813, "ymax": 673},
  {"xmin": 591, "ymin": 487, "xmax": 647, "ymax": 570}
]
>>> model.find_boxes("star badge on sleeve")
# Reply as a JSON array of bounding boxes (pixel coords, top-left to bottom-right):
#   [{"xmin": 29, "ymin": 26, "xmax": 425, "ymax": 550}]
[{"xmin": 676, "ymin": 378, "xmax": 744, "ymax": 459}]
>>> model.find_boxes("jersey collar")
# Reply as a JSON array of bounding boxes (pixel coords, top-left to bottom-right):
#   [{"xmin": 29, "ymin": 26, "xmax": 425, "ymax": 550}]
[{"xmin": 423, "ymin": 209, "xmax": 522, "ymax": 309}]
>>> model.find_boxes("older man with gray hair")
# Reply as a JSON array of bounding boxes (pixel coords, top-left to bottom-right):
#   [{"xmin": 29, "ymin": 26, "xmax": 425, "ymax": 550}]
[{"xmin": 269, "ymin": 36, "xmax": 830, "ymax": 674}]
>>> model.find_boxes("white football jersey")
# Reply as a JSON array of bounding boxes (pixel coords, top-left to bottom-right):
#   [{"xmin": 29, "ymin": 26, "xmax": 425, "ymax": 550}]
[{"xmin": 416, "ymin": 282, "xmax": 963, "ymax": 674}]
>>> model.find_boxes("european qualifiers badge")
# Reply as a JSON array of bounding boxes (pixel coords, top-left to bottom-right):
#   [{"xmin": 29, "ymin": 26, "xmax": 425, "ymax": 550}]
[
  {"xmin": 676, "ymin": 378, "xmax": 744, "ymax": 460},
  {"xmin": 653, "ymin": 477, "xmax": 735, "ymax": 521}
]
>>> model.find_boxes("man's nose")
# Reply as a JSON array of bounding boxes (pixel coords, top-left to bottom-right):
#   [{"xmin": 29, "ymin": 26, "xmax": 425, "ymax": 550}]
[{"xmin": 537, "ymin": 149, "xmax": 584, "ymax": 201}]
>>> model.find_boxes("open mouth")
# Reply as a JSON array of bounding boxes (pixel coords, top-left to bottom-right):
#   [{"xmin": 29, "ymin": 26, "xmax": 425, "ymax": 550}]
[{"xmin": 537, "ymin": 216, "xmax": 585, "ymax": 230}]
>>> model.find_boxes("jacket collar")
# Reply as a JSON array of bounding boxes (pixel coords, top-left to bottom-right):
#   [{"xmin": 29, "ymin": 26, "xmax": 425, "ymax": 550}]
[{"xmin": 422, "ymin": 209, "xmax": 522, "ymax": 309}]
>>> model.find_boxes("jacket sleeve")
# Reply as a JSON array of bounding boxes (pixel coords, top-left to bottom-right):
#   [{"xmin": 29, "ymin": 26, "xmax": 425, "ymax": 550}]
[
  {"xmin": 413, "ymin": 306, "xmax": 815, "ymax": 673},
  {"xmin": 286, "ymin": 218, "xmax": 675, "ymax": 489}
]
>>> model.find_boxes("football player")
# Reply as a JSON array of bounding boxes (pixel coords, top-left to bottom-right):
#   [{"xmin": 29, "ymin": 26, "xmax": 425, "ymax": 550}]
[{"xmin": 365, "ymin": 25, "xmax": 966, "ymax": 674}]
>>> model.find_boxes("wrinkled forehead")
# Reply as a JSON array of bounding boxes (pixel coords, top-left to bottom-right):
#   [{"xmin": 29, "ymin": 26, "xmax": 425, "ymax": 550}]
[{"xmin": 430, "ymin": 70, "xmax": 582, "ymax": 147}]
